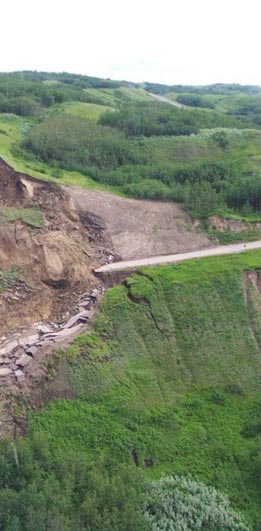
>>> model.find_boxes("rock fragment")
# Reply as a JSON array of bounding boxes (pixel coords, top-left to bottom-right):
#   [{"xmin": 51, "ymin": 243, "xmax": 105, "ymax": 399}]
[
  {"xmin": 0, "ymin": 368, "xmax": 13, "ymax": 376},
  {"xmin": 14, "ymin": 369, "xmax": 25, "ymax": 380},
  {"xmin": 16, "ymin": 353, "xmax": 32, "ymax": 367},
  {"xmin": 26, "ymin": 346, "xmax": 38, "ymax": 357},
  {"xmin": 64, "ymin": 311, "xmax": 89, "ymax": 329},
  {"xmin": 37, "ymin": 325, "xmax": 53, "ymax": 335}
]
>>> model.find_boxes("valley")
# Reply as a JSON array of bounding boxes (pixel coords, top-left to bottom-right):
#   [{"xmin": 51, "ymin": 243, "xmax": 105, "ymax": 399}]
[{"xmin": 0, "ymin": 71, "xmax": 260, "ymax": 530}]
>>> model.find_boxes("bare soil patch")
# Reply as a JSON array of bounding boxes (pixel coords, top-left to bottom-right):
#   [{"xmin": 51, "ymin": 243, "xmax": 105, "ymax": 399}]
[
  {"xmin": 66, "ymin": 187, "xmax": 211, "ymax": 260},
  {"xmin": 0, "ymin": 159, "xmax": 114, "ymax": 337}
]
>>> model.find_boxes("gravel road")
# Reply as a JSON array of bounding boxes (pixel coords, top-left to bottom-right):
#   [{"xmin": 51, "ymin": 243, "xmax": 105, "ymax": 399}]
[{"xmin": 95, "ymin": 241, "xmax": 261, "ymax": 274}]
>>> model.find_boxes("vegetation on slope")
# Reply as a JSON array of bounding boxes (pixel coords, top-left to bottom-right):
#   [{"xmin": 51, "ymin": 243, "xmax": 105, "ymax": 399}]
[
  {"xmin": 144, "ymin": 82, "xmax": 261, "ymax": 126},
  {"xmin": 142, "ymin": 82, "xmax": 261, "ymax": 97},
  {"xmin": 0, "ymin": 72, "xmax": 128, "ymax": 117},
  {"xmin": 0, "ymin": 267, "xmax": 21, "ymax": 292},
  {"xmin": 0, "ymin": 252, "xmax": 261, "ymax": 529},
  {"xmin": 1, "ymin": 72, "xmax": 261, "ymax": 529},
  {"xmin": 0, "ymin": 72, "xmax": 260, "ymax": 221},
  {"xmin": 21, "ymin": 112, "xmax": 261, "ymax": 217},
  {"xmin": 22, "ymin": 114, "xmax": 145, "ymax": 171},
  {"xmin": 100, "ymin": 101, "xmax": 246, "ymax": 136},
  {"xmin": 166, "ymin": 92, "xmax": 261, "ymax": 127},
  {"xmin": 145, "ymin": 476, "xmax": 251, "ymax": 530},
  {"xmin": 0, "ymin": 206, "xmax": 44, "ymax": 228}
]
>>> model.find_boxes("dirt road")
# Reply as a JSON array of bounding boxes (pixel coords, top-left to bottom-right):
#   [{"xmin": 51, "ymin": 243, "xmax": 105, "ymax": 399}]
[{"xmin": 95, "ymin": 241, "xmax": 261, "ymax": 274}]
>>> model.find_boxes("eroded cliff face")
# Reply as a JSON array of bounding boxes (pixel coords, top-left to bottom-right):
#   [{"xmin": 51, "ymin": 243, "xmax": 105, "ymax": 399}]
[{"xmin": 0, "ymin": 159, "xmax": 114, "ymax": 336}]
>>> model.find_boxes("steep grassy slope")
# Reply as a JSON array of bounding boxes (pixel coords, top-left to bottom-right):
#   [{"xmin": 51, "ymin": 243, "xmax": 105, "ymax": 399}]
[{"xmin": 28, "ymin": 251, "xmax": 261, "ymax": 528}]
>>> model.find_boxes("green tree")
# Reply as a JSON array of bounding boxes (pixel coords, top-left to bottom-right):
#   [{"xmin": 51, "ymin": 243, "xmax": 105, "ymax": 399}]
[{"xmin": 184, "ymin": 182, "xmax": 222, "ymax": 218}]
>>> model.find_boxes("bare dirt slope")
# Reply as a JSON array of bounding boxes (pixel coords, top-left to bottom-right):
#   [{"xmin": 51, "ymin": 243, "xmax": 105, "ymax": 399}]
[
  {"xmin": 0, "ymin": 159, "xmax": 114, "ymax": 337},
  {"xmin": 66, "ymin": 187, "xmax": 211, "ymax": 260}
]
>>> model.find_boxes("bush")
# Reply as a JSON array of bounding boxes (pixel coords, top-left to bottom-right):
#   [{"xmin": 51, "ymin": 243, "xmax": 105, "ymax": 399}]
[{"xmin": 145, "ymin": 476, "xmax": 251, "ymax": 530}]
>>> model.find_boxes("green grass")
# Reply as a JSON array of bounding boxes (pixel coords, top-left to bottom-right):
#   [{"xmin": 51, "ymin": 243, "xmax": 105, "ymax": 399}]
[
  {"xmin": 0, "ymin": 267, "xmax": 22, "ymax": 292},
  {"xmin": 116, "ymin": 87, "xmax": 153, "ymax": 102},
  {"xmin": 29, "ymin": 251, "xmax": 261, "ymax": 528},
  {"xmin": 62, "ymin": 101, "xmax": 113, "ymax": 121},
  {"xmin": 0, "ymin": 206, "xmax": 44, "ymax": 228},
  {"xmin": 144, "ymin": 129, "xmax": 261, "ymax": 173},
  {"xmin": 210, "ymin": 93, "xmax": 261, "ymax": 118},
  {"xmin": 83, "ymin": 87, "xmax": 153, "ymax": 107},
  {"xmin": 204, "ymin": 227, "xmax": 261, "ymax": 244}
]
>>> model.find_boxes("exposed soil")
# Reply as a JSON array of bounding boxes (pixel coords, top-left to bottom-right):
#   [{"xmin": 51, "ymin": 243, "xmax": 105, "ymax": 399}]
[
  {"xmin": 208, "ymin": 215, "xmax": 261, "ymax": 233},
  {"xmin": 65, "ymin": 187, "xmax": 211, "ymax": 260},
  {"xmin": 0, "ymin": 159, "xmax": 114, "ymax": 338}
]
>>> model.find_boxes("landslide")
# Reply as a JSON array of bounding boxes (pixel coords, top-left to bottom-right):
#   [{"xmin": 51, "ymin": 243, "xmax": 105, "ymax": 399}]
[
  {"xmin": 66, "ymin": 187, "xmax": 211, "ymax": 260},
  {"xmin": 0, "ymin": 159, "xmax": 114, "ymax": 337},
  {"xmin": 0, "ymin": 157, "xmax": 212, "ymax": 339}
]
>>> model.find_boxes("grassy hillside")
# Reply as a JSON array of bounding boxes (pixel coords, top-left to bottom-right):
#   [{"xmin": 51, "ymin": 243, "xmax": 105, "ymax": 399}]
[
  {"xmin": 23, "ymin": 251, "xmax": 261, "ymax": 528},
  {"xmin": 0, "ymin": 73, "xmax": 260, "ymax": 226},
  {"xmin": 62, "ymin": 101, "xmax": 114, "ymax": 120},
  {"xmin": 144, "ymin": 128, "xmax": 261, "ymax": 170}
]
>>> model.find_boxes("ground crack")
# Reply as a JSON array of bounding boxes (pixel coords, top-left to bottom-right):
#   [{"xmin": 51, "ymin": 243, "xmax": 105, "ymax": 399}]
[
  {"xmin": 135, "ymin": 270, "xmax": 154, "ymax": 282},
  {"xmin": 123, "ymin": 279, "xmax": 165, "ymax": 337},
  {"xmin": 243, "ymin": 270, "xmax": 261, "ymax": 353}
]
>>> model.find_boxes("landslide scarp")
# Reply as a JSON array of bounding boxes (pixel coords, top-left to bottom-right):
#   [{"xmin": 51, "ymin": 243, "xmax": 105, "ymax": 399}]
[{"xmin": 0, "ymin": 159, "xmax": 114, "ymax": 337}]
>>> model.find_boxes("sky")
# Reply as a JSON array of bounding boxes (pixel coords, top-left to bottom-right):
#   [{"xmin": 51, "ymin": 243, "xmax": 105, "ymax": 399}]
[{"xmin": 1, "ymin": 0, "xmax": 260, "ymax": 86}]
